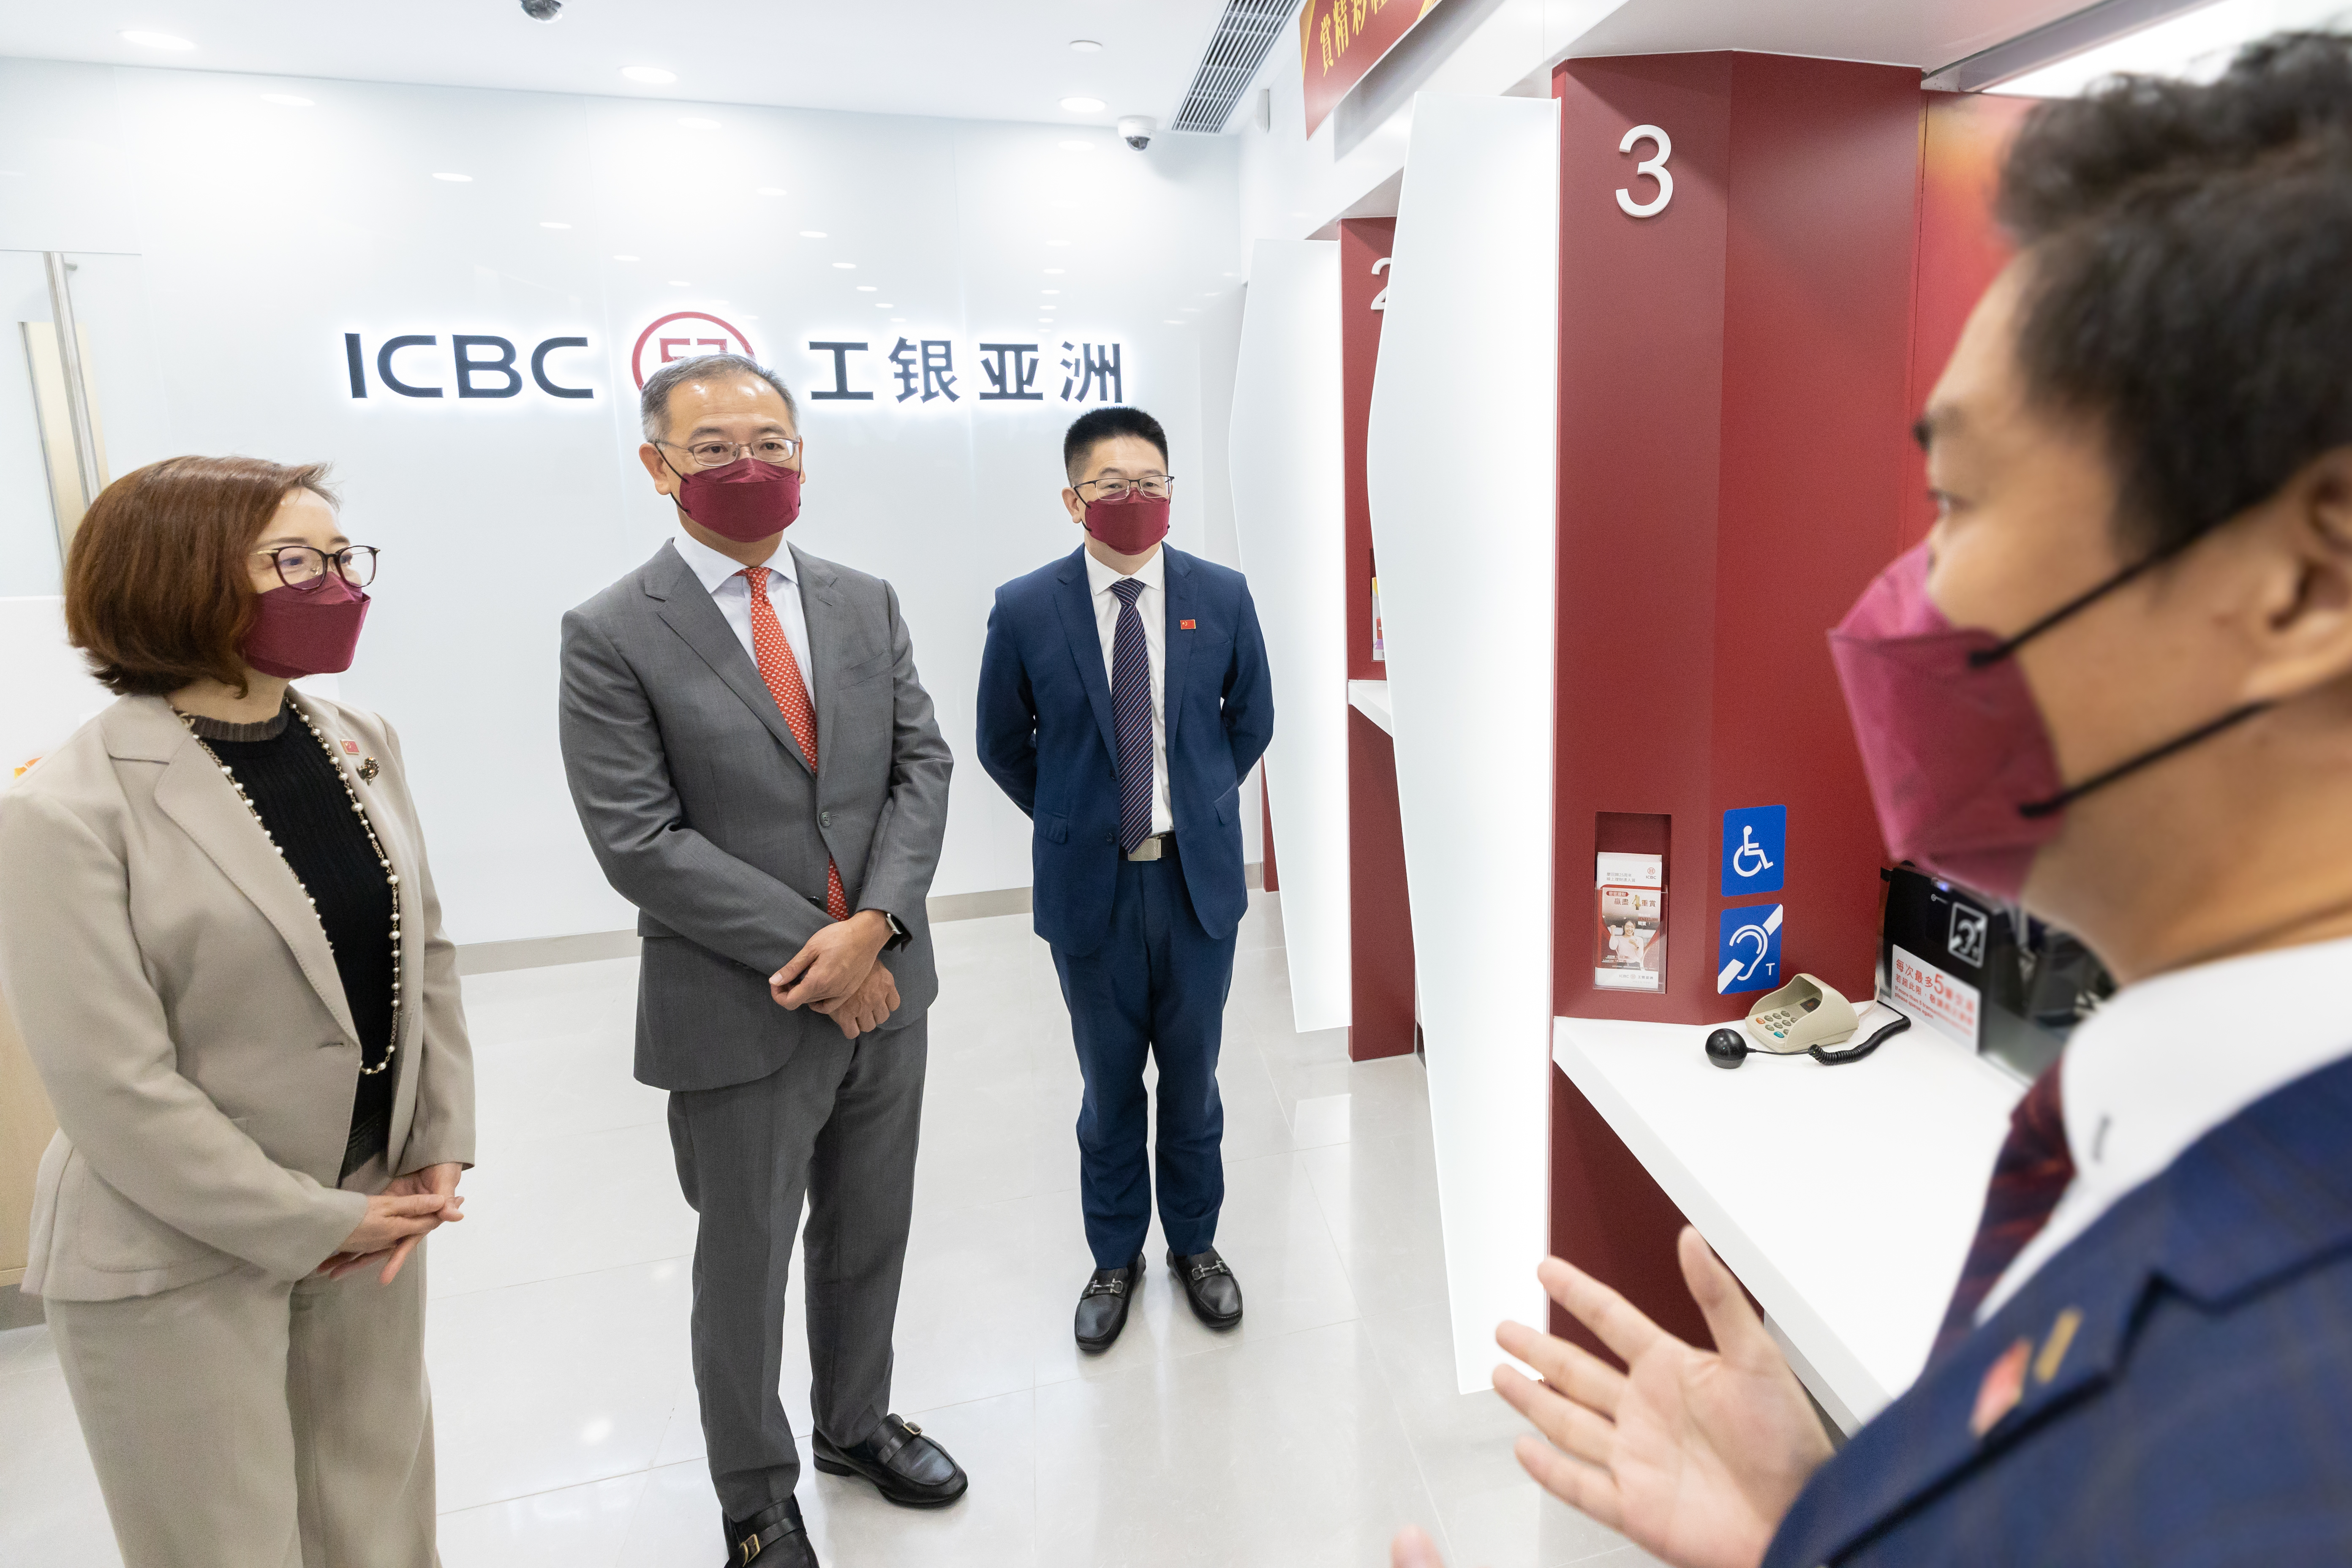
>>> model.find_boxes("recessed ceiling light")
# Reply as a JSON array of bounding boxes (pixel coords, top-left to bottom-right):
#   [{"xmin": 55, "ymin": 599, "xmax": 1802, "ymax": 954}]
[
  {"xmin": 891, "ymin": 317, "xmax": 905, "ymax": 323},
  {"xmin": 540, "ymin": 220, "xmax": 572, "ymax": 229},
  {"xmin": 432, "ymin": 172, "xmax": 472, "ymax": 182},
  {"xmin": 1043, "ymin": 268, "xmax": 1066, "ymax": 275},
  {"xmin": 756, "ymin": 186, "xmax": 787, "ymax": 196},
  {"xmin": 743, "ymin": 315, "xmax": 760, "ymax": 321},
  {"xmin": 1182, "ymin": 307, "xmax": 1200, "ymax": 313},
  {"xmin": 260, "ymin": 93, "xmax": 313, "ymax": 107},
  {"xmin": 1046, "ymin": 238, "xmax": 1071, "ymax": 247},
  {"xmin": 613, "ymin": 253, "xmax": 639, "ymax": 261},
  {"xmin": 876, "ymin": 302, "xmax": 893, "ymax": 309},
  {"xmin": 1069, "ymin": 39, "xmax": 1102, "ymax": 53},
  {"xmin": 1041, "ymin": 289, "xmax": 1061, "ymax": 295},
  {"xmin": 678, "ymin": 117, "xmax": 721, "ymax": 131},
  {"xmin": 799, "ymin": 229, "xmax": 828, "ymax": 238},
  {"xmin": 856, "ymin": 285, "xmax": 876, "ymax": 291},
  {"xmin": 120, "ymin": 30, "xmax": 193, "ymax": 50},
  {"xmin": 1059, "ymin": 140, "xmax": 1094, "ymax": 153},
  {"xmin": 1202, "ymin": 291, "xmax": 1220, "ymax": 297},
  {"xmin": 1165, "ymin": 319, "xmax": 1184, "ymax": 325},
  {"xmin": 669, "ymin": 279, "xmax": 690, "ymax": 286},
  {"xmin": 621, "ymin": 66, "xmax": 676, "ymax": 84},
  {"xmin": 1223, "ymin": 271, "xmax": 1240, "ymax": 278},
  {"xmin": 1041, "ymin": 318, "xmax": 1056, "ymax": 324},
  {"xmin": 833, "ymin": 261, "xmax": 856, "ymax": 270},
  {"xmin": 1060, "ymin": 96, "xmax": 1106, "ymax": 114}
]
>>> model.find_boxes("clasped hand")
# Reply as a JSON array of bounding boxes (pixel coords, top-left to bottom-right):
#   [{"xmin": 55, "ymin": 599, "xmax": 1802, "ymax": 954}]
[
  {"xmin": 770, "ymin": 909, "xmax": 900, "ymax": 1038},
  {"xmin": 1392, "ymin": 1228, "xmax": 1834, "ymax": 1568},
  {"xmin": 316, "ymin": 1161, "xmax": 464, "ymax": 1286}
]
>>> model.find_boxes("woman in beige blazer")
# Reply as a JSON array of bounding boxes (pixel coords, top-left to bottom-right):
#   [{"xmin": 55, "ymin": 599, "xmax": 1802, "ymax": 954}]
[{"xmin": 0, "ymin": 455, "xmax": 475, "ymax": 1568}]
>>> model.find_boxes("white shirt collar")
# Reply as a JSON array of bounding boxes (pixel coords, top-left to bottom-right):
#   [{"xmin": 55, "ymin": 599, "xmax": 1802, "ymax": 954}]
[
  {"xmin": 2061, "ymin": 933, "xmax": 2352, "ymax": 1199},
  {"xmin": 673, "ymin": 529, "xmax": 795, "ymax": 599},
  {"xmin": 1084, "ymin": 544, "xmax": 1165, "ymax": 599}
]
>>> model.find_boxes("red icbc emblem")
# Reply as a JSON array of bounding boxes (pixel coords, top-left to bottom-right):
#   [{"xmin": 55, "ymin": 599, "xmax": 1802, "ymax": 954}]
[{"xmin": 630, "ymin": 311, "xmax": 757, "ymax": 389}]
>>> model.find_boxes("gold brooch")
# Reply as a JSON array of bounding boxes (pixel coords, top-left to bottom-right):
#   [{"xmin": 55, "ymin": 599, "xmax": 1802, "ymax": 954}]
[{"xmin": 358, "ymin": 757, "xmax": 380, "ymax": 782}]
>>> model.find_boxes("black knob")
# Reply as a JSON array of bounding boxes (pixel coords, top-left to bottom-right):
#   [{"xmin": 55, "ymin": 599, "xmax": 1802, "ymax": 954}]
[{"xmin": 1704, "ymin": 1029, "xmax": 1750, "ymax": 1070}]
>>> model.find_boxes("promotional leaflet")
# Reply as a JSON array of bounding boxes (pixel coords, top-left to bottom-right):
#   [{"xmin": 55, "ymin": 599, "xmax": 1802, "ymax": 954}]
[{"xmin": 1595, "ymin": 850, "xmax": 1666, "ymax": 992}]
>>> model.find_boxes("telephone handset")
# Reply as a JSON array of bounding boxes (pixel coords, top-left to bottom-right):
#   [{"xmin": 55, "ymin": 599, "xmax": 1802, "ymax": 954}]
[{"xmin": 1702, "ymin": 973, "xmax": 1912, "ymax": 1070}]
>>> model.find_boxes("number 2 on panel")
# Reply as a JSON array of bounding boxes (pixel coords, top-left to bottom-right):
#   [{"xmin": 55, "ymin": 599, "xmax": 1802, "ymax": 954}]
[
  {"xmin": 1616, "ymin": 124, "xmax": 1672, "ymax": 218},
  {"xmin": 1369, "ymin": 256, "xmax": 1391, "ymax": 311}
]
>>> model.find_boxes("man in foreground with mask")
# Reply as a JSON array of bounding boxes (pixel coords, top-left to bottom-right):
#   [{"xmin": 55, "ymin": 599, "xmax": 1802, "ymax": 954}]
[
  {"xmin": 1394, "ymin": 33, "xmax": 2352, "ymax": 1568},
  {"xmin": 975, "ymin": 406, "xmax": 1273, "ymax": 1351},
  {"xmin": 559, "ymin": 354, "xmax": 961, "ymax": 1568}
]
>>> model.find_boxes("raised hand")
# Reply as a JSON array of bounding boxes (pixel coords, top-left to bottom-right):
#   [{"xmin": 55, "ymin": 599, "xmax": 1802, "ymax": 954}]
[{"xmin": 1490, "ymin": 1228, "xmax": 1833, "ymax": 1568}]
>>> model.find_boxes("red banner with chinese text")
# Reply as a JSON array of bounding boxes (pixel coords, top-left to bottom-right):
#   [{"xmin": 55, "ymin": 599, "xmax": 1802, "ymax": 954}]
[{"xmin": 1298, "ymin": 0, "xmax": 1441, "ymax": 138}]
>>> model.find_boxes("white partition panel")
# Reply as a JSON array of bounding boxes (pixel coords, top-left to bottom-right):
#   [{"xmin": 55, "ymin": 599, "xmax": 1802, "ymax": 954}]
[
  {"xmin": 1229, "ymin": 240, "xmax": 1350, "ymax": 1032},
  {"xmin": 1367, "ymin": 94, "xmax": 1560, "ymax": 1393}
]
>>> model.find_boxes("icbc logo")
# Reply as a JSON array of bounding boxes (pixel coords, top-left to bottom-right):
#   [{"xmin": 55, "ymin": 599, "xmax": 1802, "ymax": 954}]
[
  {"xmin": 631, "ymin": 312, "xmax": 756, "ymax": 389},
  {"xmin": 343, "ymin": 331, "xmax": 596, "ymax": 400}
]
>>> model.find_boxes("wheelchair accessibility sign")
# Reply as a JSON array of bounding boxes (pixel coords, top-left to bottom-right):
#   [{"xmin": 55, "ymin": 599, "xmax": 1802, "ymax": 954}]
[
  {"xmin": 1720, "ymin": 805, "xmax": 1786, "ymax": 896},
  {"xmin": 1717, "ymin": 904, "xmax": 1783, "ymax": 994}
]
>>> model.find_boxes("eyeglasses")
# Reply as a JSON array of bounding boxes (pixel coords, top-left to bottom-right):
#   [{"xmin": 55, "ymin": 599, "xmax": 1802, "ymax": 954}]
[
  {"xmin": 1074, "ymin": 475, "xmax": 1174, "ymax": 502},
  {"xmin": 255, "ymin": 545, "xmax": 378, "ymax": 592},
  {"xmin": 659, "ymin": 436, "xmax": 803, "ymax": 469}
]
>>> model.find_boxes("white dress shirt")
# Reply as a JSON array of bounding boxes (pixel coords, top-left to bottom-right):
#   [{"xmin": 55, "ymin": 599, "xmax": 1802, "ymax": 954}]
[
  {"xmin": 1083, "ymin": 546, "xmax": 1174, "ymax": 836},
  {"xmin": 1979, "ymin": 931, "xmax": 2352, "ymax": 1320},
  {"xmin": 674, "ymin": 529, "xmax": 813, "ymax": 707}
]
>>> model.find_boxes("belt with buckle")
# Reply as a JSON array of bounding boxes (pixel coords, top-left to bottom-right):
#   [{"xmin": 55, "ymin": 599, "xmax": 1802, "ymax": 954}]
[{"xmin": 1125, "ymin": 832, "xmax": 1175, "ymax": 862}]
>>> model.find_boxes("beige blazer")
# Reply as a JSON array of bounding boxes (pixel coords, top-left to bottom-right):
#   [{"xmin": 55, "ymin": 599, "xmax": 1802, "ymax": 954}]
[{"xmin": 0, "ymin": 693, "xmax": 474, "ymax": 1301}]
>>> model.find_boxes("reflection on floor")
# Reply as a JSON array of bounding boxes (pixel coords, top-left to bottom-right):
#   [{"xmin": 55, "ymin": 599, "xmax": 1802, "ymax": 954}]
[{"xmin": 0, "ymin": 892, "xmax": 1659, "ymax": 1568}]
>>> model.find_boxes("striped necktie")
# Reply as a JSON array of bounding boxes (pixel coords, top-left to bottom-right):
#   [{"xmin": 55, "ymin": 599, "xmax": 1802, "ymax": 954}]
[
  {"xmin": 1932, "ymin": 1064, "xmax": 2074, "ymax": 1358},
  {"xmin": 1109, "ymin": 577, "xmax": 1154, "ymax": 855},
  {"xmin": 741, "ymin": 567, "xmax": 849, "ymax": 920}
]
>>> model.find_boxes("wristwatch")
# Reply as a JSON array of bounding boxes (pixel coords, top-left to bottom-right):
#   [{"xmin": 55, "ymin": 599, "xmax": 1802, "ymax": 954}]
[{"xmin": 877, "ymin": 909, "xmax": 912, "ymax": 951}]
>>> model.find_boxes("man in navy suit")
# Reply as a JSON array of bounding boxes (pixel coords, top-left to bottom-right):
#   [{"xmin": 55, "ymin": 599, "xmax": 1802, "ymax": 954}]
[
  {"xmin": 976, "ymin": 406, "xmax": 1273, "ymax": 1351},
  {"xmin": 1391, "ymin": 35, "xmax": 2352, "ymax": 1568}
]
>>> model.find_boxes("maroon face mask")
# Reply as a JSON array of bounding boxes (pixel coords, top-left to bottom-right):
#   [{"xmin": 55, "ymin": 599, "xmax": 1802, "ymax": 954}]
[
  {"xmin": 1828, "ymin": 540, "xmax": 2266, "ymax": 903},
  {"xmin": 244, "ymin": 574, "xmax": 370, "ymax": 680},
  {"xmin": 1082, "ymin": 492, "xmax": 1170, "ymax": 556},
  {"xmin": 675, "ymin": 457, "xmax": 802, "ymax": 542}
]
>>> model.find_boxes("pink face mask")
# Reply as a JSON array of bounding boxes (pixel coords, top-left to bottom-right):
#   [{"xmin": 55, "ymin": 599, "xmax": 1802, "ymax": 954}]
[
  {"xmin": 244, "ymin": 574, "xmax": 370, "ymax": 680},
  {"xmin": 675, "ymin": 457, "xmax": 802, "ymax": 542},
  {"xmin": 1828, "ymin": 541, "xmax": 2265, "ymax": 903},
  {"xmin": 1083, "ymin": 493, "xmax": 1170, "ymax": 556}
]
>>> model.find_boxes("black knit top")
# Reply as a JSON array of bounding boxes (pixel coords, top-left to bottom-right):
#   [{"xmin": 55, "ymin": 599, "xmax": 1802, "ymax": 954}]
[{"xmin": 191, "ymin": 702, "xmax": 396, "ymax": 1181}]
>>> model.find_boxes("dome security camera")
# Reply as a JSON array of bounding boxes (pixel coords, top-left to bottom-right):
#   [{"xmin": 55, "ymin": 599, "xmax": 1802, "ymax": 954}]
[
  {"xmin": 520, "ymin": 0, "xmax": 564, "ymax": 19},
  {"xmin": 1118, "ymin": 115, "xmax": 1155, "ymax": 151}
]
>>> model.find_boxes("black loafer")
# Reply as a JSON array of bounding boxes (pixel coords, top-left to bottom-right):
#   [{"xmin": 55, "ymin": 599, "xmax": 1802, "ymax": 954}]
[
  {"xmin": 811, "ymin": 1413, "xmax": 967, "ymax": 1508},
  {"xmin": 1169, "ymin": 1247, "xmax": 1243, "ymax": 1329},
  {"xmin": 722, "ymin": 1496, "xmax": 817, "ymax": 1567},
  {"xmin": 1075, "ymin": 1252, "xmax": 1145, "ymax": 1352}
]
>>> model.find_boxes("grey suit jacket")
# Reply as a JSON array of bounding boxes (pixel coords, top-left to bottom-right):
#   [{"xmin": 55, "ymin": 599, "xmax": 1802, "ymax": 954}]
[
  {"xmin": 0, "ymin": 694, "xmax": 474, "ymax": 1301},
  {"xmin": 559, "ymin": 540, "xmax": 953, "ymax": 1093}
]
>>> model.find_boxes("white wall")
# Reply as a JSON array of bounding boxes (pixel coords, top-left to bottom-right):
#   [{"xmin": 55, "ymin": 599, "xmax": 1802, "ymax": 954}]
[
  {"xmin": 0, "ymin": 58, "xmax": 1243, "ymax": 942},
  {"xmin": 1367, "ymin": 93, "xmax": 1560, "ymax": 1394},
  {"xmin": 1230, "ymin": 240, "xmax": 1349, "ymax": 1033}
]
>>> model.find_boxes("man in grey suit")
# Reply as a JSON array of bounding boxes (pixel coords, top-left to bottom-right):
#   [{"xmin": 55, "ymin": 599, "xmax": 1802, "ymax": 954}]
[{"xmin": 559, "ymin": 353, "xmax": 963, "ymax": 1568}]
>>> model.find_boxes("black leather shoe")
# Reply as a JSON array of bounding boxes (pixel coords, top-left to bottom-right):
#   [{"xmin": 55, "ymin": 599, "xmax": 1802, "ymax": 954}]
[
  {"xmin": 1169, "ymin": 1247, "xmax": 1243, "ymax": 1329},
  {"xmin": 1074, "ymin": 1252, "xmax": 1145, "ymax": 1352},
  {"xmin": 722, "ymin": 1496, "xmax": 817, "ymax": 1568},
  {"xmin": 811, "ymin": 1413, "xmax": 968, "ymax": 1508}
]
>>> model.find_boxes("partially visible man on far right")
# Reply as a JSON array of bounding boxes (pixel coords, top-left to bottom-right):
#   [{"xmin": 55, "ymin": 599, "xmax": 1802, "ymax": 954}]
[{"xmin": 1399, "ymin": 32, "xmax": 2352, "ymax": 1568}]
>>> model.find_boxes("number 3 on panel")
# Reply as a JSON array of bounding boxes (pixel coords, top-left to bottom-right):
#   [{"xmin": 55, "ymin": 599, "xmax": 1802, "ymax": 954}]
[{"xmin": 1616, "ymin": 123, "xmax": 1672, "ymax": 218}]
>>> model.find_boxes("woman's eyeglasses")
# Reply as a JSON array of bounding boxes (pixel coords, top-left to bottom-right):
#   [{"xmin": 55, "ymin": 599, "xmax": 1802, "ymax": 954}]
[{"xmin": 255, "ymin": 545, "xmax": 378, "ymax": 592}]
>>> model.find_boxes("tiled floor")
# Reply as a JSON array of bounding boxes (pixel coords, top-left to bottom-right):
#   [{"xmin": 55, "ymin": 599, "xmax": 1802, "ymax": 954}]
[{"xmin": 0, "ymin": 893, "xmax": 1659, "ymax": 1568}]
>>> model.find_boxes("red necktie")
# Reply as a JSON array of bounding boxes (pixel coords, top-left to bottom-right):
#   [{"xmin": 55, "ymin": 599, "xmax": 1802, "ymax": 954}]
[
  {"xmin": 1932, "ymin": 1064, "xmax": 2074, "ymax": 1358},
  {"xmin": 742, "ymin": 567, "xmax": 848, "ymax": 921}
]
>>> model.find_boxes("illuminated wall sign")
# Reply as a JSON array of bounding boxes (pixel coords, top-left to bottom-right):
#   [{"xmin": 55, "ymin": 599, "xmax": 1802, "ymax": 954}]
[
  {"xmin": 1298, "ymin": 0, "xmax": 1442, "ymax": 138},
  {"xmin": 344, "ymin": 332, "xmax": 594, "ymax": 400},
  {"xmin": 803, "ymin": 337, "xmax": 1128, "ymax": 406},
  {"xmin": 630, "ymin": 311, "xmax": 756, "ymax": 389}
]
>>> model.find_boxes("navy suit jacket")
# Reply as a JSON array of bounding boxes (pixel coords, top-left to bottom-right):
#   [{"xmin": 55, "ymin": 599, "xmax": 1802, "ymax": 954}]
[
  {"xmin": 1764, "ymin": 1048, "xmax": 2352, "ymax": 1567},
  {"xmin": 975, "ymin": 545, "xmax": 1273, "ymax": 957}
]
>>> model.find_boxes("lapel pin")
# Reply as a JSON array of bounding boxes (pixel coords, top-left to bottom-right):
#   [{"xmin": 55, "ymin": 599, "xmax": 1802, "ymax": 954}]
[
  {"xmin": 359, "ymin": 757, "xmax": 380, "ymax": 782},
  {"xmin": 2034, "ymin": 1307, "xmax": 2084, "ymax": 1385},
  {"xmin": 340, "ymin": 739, "xmax": 360, "ymax": 754},
  {"xmin": 1969, "ymin": 1337, "xmax": 2032, "ymax": 1437},
  {"xmin": 1179, "ymin": 619, "xmax": 1197, "ymax": 629}
]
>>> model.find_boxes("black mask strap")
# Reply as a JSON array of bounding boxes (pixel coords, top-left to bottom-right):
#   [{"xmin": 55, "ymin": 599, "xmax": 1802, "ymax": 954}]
[
  {"xmin": 1965, "ymin": 538, "xmax": 2197, "ymax": 670},
  {"xmin": 2016, "ymin": 701, "xmax": 2270, "ymax": 820}
]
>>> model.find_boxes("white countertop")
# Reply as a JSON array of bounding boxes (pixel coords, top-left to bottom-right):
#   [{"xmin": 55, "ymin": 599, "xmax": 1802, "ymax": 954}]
[
  {"xmin": 1347, "ymin": 678, "xmax": 1393, "ymax": 736},
  {"xmin": 1552, "ymin": 1007, "xmax": 2024, "ymax": 1429}
]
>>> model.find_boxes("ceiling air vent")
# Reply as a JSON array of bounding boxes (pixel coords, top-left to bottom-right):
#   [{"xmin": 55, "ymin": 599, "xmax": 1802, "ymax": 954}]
[{"xmin": 1170, "ymin": 0, "xmax": 1296, "ymax": 133}]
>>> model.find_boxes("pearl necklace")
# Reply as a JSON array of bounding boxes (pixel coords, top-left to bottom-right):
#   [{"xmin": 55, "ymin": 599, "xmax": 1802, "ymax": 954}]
[{"xmin": 175, "ymin": 702, "xmax": 403, "ymax": 1078}]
